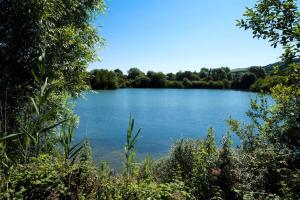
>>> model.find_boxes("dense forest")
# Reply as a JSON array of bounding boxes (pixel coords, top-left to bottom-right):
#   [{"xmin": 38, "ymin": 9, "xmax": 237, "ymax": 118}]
[
  {"xmin": 90, "ymin": 65, "xmax": 287, "ymax": 91},
  {"xmin": 0, "ymin": 0, "xmax": 299, "ymax": 199}
]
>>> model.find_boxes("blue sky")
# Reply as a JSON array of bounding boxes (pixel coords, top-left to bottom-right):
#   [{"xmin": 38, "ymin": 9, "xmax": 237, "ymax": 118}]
[{"xmin": 89, "ymin": 0, "xmax": 286, "ymax": 73}]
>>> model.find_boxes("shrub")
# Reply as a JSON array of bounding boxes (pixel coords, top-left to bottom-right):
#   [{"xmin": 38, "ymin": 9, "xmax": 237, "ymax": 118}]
[
  {"xmin": 3, "ymin": 154, "xmax": 100, "ymax": 199},
  {"xmin": 222, "ymin": 80, "xmax": 231, "ymax": 89},
  {"xmin": 90, "ymin": 69, "xmax": 119, "ymax": 89},
  {"xmin": 133, "ymin": 75, "xmax": 151, "ymax": 88},
  {"xmin": 97, "ymin": 177, "xmax": 191, "ymax": 200},
  {"xmin": 250, "ymin": 75, "xmax": 287, "ymax": 92},
  {"xmin": 191, "ymin": 81, "xmax": 208, "ymax": 88},
  {"xmin": 182, "ymin": 78, "xmax": 192, "ymax": 88},
  {"xmin": 153, "ymin": 139, "xmax": 200, "ymax": 183},
  {"xmin": 208, "ymin": 81, "xmax": 225, "ymax": 89},
  {"xmin": 165, "ymin": 81, "xmax": 184, "ymax": 88},
  {"xmin": 239, "ymin": 73, "xmax": 257, "ymax": 90}
]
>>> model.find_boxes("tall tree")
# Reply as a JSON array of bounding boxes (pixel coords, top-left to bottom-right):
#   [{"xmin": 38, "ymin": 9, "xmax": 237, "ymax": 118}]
[
  {"xmin": 148, "ymin": 72, "xmax": 166, "ymax": 88},
  {"xmin": 90, "ymin": 69, "xmax": 119, "ymax": 89},
  {"xmin": 211, "ymin": 68, "xmax": 227, "ymax": 81},
  {"xmin": 235, "ymin": 0, "xmax": 300, "ymax": 198},
  {"xmin": 0, "ymin": 0, "xmax": 105, "ymax": 130},
  {"xmin": 249, "ymin": 66, "xmax": 266, "ymax": 79},
  {"xmin": 127, "ymin": 68, "xmax": 144, "ymax": 80}
]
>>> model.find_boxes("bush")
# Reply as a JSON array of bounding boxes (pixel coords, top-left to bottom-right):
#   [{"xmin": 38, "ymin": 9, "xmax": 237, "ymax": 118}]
[
  {"xmin": 191, "ymin": 81, "xmax": 208, "ymax": 88},
  {"xmin": 148, "ymin": 72, "xmax": 166, "ymax": 88},
  {"xmin": 222, "ymin": 80, "xmax": 231, "ymax": 89},
  {"xmin": 3, "ymin": 154, "xmax": 100, "ymax": 199},
  {"xmin": 98, "ymin": 178, "xmax": 191, "ymax": 200},
  {"xmin": 133, "ymin": 76, "xmax": 151, "ymax": 88},
  {"xmin": 208, "ymin": 81, "xmax": 225, "ymax": 89},
  {"xmin": 250, "ymin": 75, "xmax": 287, "ymax": 92},
  {"xmin": 90, "ymin": 69, "xmax": 119, "ymax": 89},
  {"xmin": 239, "ymin": 73, "xmax": 257, "ymax": 90},
  {"xmin": 153, "ymin": 139, "xmax": 200, "ymax": 183},
  {"xmin": 153, "ymin": 129, "xmax": 242, "ymax": 200},
  {"xmin": 182, "ymin": 78, "xmax": 192, "ymax": 88},
  {"xmin": 165, "ymin": 81, "xmax": 184, "ymax": 88}
]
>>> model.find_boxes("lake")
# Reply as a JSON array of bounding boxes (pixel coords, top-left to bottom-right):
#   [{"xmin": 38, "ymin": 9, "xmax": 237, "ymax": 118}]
[{"xmin": 73, "ymin": 89, "xmax": 258, "ymax": 169}]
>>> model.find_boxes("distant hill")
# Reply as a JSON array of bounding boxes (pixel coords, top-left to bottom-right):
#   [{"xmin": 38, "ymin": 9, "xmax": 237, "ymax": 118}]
[
  {"xmin": 263, "ymin": 58, "xmax": 300, "ymax": 73},
  {"xmin": 232, "ymin": 58, "xmax": 300, "ymax": 74}
]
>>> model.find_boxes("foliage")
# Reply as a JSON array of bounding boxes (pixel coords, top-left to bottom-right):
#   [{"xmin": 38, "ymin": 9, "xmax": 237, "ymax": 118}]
[
  {"xmin": 153, "ymin": 129, "xmax": 238, "ymax": 200},
  {"xmin": 133, "ymin": 75, "xmax": 151, "ymax": 88},
  {"xmin": 2, "ymin": 154, "xmax": 99, "ymax": 200},
  {"xmin": 127, "ymin": 68, "xmax": 145, "ymax": 80},
  {"xmin": 250, "ymin": 75, "xmax": 287, "ymax": 92},
  {"xmin": 97, "ymin": 177, "xmax": 191, "ymax": 200},
  {"xmin": 0, "ymin": 0, "xmax": 105, "ymax": 132},
  {"xmin": 239, "ymin": 73, "xmax": 257, "ymax": 90},
  {"xmin": 182, "ymin": 78, "xmax": 193, "ymax": 88},
  {"xmin": 165, "ymin": 81, "xmax": 184, "ymax": 88},
  {"xmin": 148, "ymin": 72, "xmax": 167, "ymax": 88},
  {"xmin": 90, "ymin": 69, "xmax": 119, "ymax": 89},
  {"xmin": 1, "ymin": 75, "xmax": 69, "ymax": 167},
  {"xmin": 249, "ymin": 66, "xmax": 267, "ymax": 79},
  {"xmin": 124, "ymin": 115, "xmax": 141, "ymax": 178},
  {"xmin": 227, "ymin": 63, "xmax": 300, "ymax": 199},
  {"xmin": 211, "ymin": 68, "xmax": 228, "ymax": 81},
  {"xmin": 59, "ymin": 117, "xmax": 85, "ymax": 163}
]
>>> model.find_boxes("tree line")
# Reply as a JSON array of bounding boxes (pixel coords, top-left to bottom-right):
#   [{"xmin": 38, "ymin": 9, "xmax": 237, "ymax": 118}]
[{"xmin": 90, "ymin": 66, "xmax": 271, "ymax": 91}]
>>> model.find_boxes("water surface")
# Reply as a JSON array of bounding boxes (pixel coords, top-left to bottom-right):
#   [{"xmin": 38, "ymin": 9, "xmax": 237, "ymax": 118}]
[{"xmin": 74, "ymin": 89, "xmax": 258, "ymax": 168}]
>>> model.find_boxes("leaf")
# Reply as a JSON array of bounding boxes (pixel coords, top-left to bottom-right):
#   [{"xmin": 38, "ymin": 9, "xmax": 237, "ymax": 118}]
[
  {"xmin": 40, "ymin": 119, "xmax": 68, "ymax": 133},
  {"xmin": 30, "ymin": 97, "xmax": 39, "ymax": 115},
  {"xmin": 0, "ymin": 133, "xmax": 22, "ymax": 142},
  {"xmin": 130, "ymin": 128, "xmax": 141, "ymax": 148},
  {"xmin": 127, "ymin": 115, "xmax": 134, "ymax": 144},
  {"xmin": 41, "ymin": 77, "xmax": 48, "ymax": 96},
  {"xmin": 69, "ymin": 141, "xmax": 83, "ymax": 154},
  {"xmin": 20, "ymin": 127, "xmax": 36, "ymax": 142},
  {"xmin": 31, "ymin": 69, "xmax": 41, "ymax": 84},
  {"xmin": 70, "ymin": 145, "xmax": 84, "ymax": 162}
]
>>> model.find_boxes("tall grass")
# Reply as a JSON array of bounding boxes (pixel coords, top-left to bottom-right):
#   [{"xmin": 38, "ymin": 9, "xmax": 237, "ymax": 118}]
[{"xmin": 124, "ymin": 115, "xmax": 141, "ymax": 178}]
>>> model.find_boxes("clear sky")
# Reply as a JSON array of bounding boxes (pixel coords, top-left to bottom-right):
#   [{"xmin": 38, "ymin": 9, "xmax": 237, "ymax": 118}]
[{"xmin": 89, "ymin": 0, "xmax": 285, "ymax": 73}]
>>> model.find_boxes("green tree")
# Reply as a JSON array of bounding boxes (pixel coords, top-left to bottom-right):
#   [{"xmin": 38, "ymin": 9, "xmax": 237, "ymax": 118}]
[
  {"xmin": 114, "ymin": 69, "xmax": 124, "ymax": 76},
  {"xmin": 199, "ymin": 68, "xmax": 209, "ymax": 79},
  {"xmin": 211, "ymin": 68, "xmax": 227, "ymax": 81},
  {"xmin": 240, "ymin": 73, "xmax": 257, "ymax": 89},
  {"xmin": 191, "ymin": 72, "xmax": 200, "ymax": 81},
  {"xmin": 182, "ymin": 78, "xmax": 192, "ymax": 88},
  {"xmin": 148, "ymin": 72, "xmax": 166, "ymax": 88},
  {"xmin": 217, "ymin": 133, "xmax": 238, "ymax": 200},
  {"xmin": 249, "ymin": 66, "xmax": 266, "ymax": 79},
  {"xmin": 127, "ymin": 68, "xmax": 144, "ymax": 80},
  {"xmin": 133, "ymin": 75, "xmax": 151, "ymax": 88},
  {"xmin": 0, "ymin": 0, "xmax": 105, "ymax": 131},
  {"xmin": 114, "ymin": 69, "xmax": 128, "ymax": 88},
  {"xmin": 176, "ymin": 71, "xmax": 184, "ymax": 81},
  {"xmin": 166, "ymin": 73, "xmax": 177, "ymax": 81},
  {"xmin": 146, "ymin": 71, "xmax": 155, "ymax": 78},
  {"xmin": 182, "ymin": 71, "xmax": 193, "ymax": 80},
  {"xmin": 90, "ymin": 69, "xmax": 119, "ymax": 89},
  {"xmin": 232, "ymin": 0, "xmax": 300, "ymax": 198}
]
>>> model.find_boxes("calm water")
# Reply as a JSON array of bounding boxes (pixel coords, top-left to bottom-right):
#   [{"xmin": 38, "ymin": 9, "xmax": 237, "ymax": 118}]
[{"xmin": 73, "ymin": 89, "xmax": 258, "ymax": 168}]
